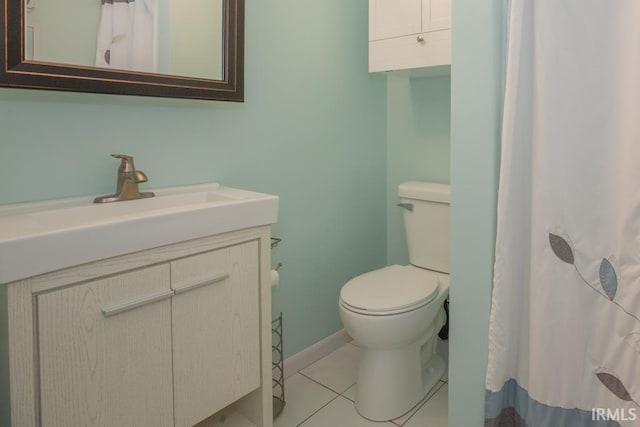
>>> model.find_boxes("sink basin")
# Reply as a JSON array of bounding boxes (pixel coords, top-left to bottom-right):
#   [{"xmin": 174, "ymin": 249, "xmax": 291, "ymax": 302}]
[
  {"xmin": 28, "ymin": 188, "xmax": 234, "ymax": 229},
  {"xmin": 0, "ymin": 183, "xmax": 278, "ymax": 283}
]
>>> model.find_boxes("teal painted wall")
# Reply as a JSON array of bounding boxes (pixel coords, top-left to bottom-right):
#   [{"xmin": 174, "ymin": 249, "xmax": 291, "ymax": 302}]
[
  {"xmin": 449, "ymin": 0, "xmax": 504, "ymax": 425},
  {"xmin": 0, "ymin": 0, "xmax": 387, "ymax": 362},
  {"xmin": 386, "ymin": 74, "xmax": 451, "ymax": 265}
]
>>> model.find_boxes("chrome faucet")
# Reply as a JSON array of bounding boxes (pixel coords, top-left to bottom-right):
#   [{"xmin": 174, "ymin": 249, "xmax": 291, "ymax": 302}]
[{"xmin": 94, "ymin": 154, "xmax": 155, "ymax": 203}]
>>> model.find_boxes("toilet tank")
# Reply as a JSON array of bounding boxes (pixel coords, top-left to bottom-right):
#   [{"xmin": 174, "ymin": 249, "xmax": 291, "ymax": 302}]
[{"xmin": 398, "ymin": 181, "xmax": 451, "ymax": 273}]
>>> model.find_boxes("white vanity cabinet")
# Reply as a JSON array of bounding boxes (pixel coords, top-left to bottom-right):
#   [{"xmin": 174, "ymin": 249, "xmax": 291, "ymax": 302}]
[
  {"xmin": 5, "ymin": 227, "xmax": 272, "ymax": 427},
  {"xmin": 369, "ymin": 0, "xmax": 452, "ymax": 73}
]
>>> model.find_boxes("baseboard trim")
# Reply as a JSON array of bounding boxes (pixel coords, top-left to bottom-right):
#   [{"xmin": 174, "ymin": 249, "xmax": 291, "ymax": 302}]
[{"xmin": 283, "ymin": 328, "xmax": 352, "ymax": 378}]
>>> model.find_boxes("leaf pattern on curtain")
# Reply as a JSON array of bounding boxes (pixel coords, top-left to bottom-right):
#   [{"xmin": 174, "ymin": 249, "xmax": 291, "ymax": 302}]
[
  {"xmin": 596, "ymin": 372, "xmax": 633, "ymax": 402},
  {"xmin": 549, "ymin": 231, "xmax": 640, "ymax": 408},
  {"xmin": 547, "ymin": 232, "xmax": 637, "ymax": 321},
  {"xmin": 549, "ymin": 233, "xmax": 574, "ymax": 264},
  {"xmin": 599, "ymin": 259, "xmax": 618, "ymax": 301}
]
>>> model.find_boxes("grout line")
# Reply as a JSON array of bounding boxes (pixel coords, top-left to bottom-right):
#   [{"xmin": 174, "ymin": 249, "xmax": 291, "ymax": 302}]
[
  {"xmin": 295, "ymin": 393, "xmax": 342, "ymax": 427},
  {"xmin": 397, "ymin": 381, "xmax": 446, "ymax": 426},
  {"xmin": 298, "ymin": 371, "xmax": 354, "ymax": 396},
  {"xmin": 340, "ymin": 389, "xmax": 355, "ymax": 403}
]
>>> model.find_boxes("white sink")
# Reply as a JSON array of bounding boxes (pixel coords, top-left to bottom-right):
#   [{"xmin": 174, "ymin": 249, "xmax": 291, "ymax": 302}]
[{"xmin": 0, "ymin": 183, "xmax": 278, "ymax": 283}]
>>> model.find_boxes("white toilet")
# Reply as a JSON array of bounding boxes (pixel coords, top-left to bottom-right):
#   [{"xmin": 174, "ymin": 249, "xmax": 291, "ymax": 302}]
[{"xmin": 339, "ymin": 181, "xmax": 450, "ymax": 421}]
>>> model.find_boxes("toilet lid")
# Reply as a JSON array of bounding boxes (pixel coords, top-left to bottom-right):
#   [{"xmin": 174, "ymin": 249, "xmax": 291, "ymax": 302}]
[{"xmin": 340, "ymin": 265, "xmax": 439, "ymax": 314}]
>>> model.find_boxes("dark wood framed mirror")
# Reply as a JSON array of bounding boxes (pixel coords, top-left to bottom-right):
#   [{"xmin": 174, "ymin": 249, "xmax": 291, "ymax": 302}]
[{"xmin": 0, "ymin": 0, "xmax": 244, "ymax": 101}]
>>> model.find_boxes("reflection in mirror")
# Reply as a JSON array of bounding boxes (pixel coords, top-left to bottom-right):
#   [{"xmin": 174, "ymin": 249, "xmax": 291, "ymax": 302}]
[
  {"xmin": 25, "ymin": 0, "xmax": 223, "ymax": 80},
  {"xmin": 25, "ymin": 25, "xmax": 38, "ymax": 60}
]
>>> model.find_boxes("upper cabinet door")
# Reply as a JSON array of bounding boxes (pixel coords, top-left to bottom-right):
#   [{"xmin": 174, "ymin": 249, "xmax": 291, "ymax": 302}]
[
  {"xmin": 370, "ymin": 0, "xmax": 423, "ymax": 41},
  {"xmin": 429, "ymin": 0, "xmax": 452, "ymax": 32}
]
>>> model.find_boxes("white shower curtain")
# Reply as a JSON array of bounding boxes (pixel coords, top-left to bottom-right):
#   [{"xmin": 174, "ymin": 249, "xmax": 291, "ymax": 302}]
[
  {"xmin": 485, "ymin": 1, "xmax": 640, "ymax": 426},
  {"xmin": 95, "ymin": 0, "xmax": 158, "ymax": 72}
]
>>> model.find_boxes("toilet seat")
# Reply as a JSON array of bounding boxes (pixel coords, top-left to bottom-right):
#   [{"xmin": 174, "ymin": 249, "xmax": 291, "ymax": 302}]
[{"xmin": 339, "ymin": 265, "xmax": 439, "ymax": 316}]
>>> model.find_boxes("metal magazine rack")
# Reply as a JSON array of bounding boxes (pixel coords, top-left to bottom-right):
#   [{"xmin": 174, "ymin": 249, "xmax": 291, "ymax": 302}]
[
  {"xmin": 271, "ymin": 237, "xmax": 285, "ymax": 419},
  {"xmin": 272, "ymin": 312, "xmax": 285, "ymax": 418}
]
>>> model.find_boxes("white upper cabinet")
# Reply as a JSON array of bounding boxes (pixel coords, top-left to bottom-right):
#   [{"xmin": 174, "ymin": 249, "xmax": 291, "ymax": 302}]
[
  {"xmin": 370, "ymin": 0, "xmax": 422, "ymax": 40},
  {"xmin": 429, "ymin": 0, "xmax": 452, "ymax": 31},
  {"xmin": 369, "ymin": 0, "xmax": 452, "ymax": 73}
]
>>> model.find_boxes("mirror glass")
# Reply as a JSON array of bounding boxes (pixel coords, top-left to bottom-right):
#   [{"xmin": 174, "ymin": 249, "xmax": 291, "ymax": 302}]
[{"xmin": 24, "ymin": 0, "xmax": 224, "ymax": 80}]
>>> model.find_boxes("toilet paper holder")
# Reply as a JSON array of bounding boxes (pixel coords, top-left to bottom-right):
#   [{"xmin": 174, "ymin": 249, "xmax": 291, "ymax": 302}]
[{"xmin": 271, "ymin": 237, "xmax": 283, "ymax": 277}]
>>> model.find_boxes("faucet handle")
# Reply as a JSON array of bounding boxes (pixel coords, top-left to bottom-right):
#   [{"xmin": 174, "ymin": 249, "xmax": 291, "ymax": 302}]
[
  {"xmin": 111, "ymin": 154, "xmax": 136, "ymax": 172},
  {"xmin": 133, "ymin": 170, "xmax": 148, "ymax": 183}
]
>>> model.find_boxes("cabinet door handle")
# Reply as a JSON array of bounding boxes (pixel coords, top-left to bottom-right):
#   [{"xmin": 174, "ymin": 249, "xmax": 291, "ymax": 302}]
[
  {"xmin": 173, "ymin": 272, "xmax": 230, "ymax": 295},
  {"xmin": 102, "ymin": 289, "xmax": 175, "ymax": 317},
  {"xmin": 416, "ymin": 35, "xmax": 424, "ymax": 42},
  {"xmin": 397, "ymin": 202, "xmax": 414, "ymax": 211}
]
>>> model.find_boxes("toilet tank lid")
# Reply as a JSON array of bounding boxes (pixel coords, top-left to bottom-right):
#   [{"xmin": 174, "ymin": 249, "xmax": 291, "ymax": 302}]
[{"xmin": 398, "ymin": 181, "xmax": 450, "ymax": 203}]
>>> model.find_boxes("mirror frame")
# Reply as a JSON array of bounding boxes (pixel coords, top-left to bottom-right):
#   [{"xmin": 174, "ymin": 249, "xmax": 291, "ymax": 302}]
[{"xmin": 0, "ymin": 0, "xmax": 244, "ymax": 101}]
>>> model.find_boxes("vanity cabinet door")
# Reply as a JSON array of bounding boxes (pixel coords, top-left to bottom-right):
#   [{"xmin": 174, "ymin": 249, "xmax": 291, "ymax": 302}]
[
  {"xmin": 37, "ymin": 265, "xmax": 174, "ymax": 427},
  {"xmin": 171, "ymin": 240, "xmax": 261, "ymax": 427}
]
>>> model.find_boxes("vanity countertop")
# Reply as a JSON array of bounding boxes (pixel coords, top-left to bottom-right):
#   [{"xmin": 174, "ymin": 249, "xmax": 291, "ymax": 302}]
[{"xmin": 0, "ymin": 183, "xmax": 278, "ymax": 284}]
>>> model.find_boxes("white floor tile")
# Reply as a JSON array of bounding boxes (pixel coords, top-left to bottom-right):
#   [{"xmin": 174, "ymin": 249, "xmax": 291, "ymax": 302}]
[
  {"xmin": 392, "ymin": 381, "xmax": 445, "ymax": 426},
  {"xmin": 341, "ymin": 381, "xmax": 445, "ymax": 426},
  {"xmin": 274, "ymin": 373, "xmax": 338, "ymax": 427},
  {"xmin": 342, "ymin": 385, "xmax": 356, "ymax": 401},
  {"xmin": 300, "ymin": 396, "xmax": 396, "ymax": 427},
  {"xmin": 403, "ymin": 383, "xmax": 448, "ymax": 427},
  {"xmin": 299, "ymin": 343, "xmax": 360, "ymax": 393}
]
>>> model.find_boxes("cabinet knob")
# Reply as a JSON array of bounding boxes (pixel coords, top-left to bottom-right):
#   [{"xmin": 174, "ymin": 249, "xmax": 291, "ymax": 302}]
[{"xmin": 416, "ymin": 35, "xmax": 424, "ymax": 42}]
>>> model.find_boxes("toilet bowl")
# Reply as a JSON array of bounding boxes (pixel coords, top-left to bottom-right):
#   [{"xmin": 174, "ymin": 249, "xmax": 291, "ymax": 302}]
[
  {"xmin": 338, "ymin": 181, "xmax": 451, "ymax": 421},
  {"xmin": 339, "ymin": 265, "xmax": 449, "ymax": 421}
]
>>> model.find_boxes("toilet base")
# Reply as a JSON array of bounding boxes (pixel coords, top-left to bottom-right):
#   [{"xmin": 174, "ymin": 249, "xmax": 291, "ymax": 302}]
[{"xmin": 353, "ymin": 334, "xmax": 445, "ymax": 421}]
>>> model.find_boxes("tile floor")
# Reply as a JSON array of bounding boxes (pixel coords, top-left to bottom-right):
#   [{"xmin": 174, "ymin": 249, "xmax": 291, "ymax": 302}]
[{"xmin": 274, "ymin": 341, "xmax": 448, "ymax": 427}]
